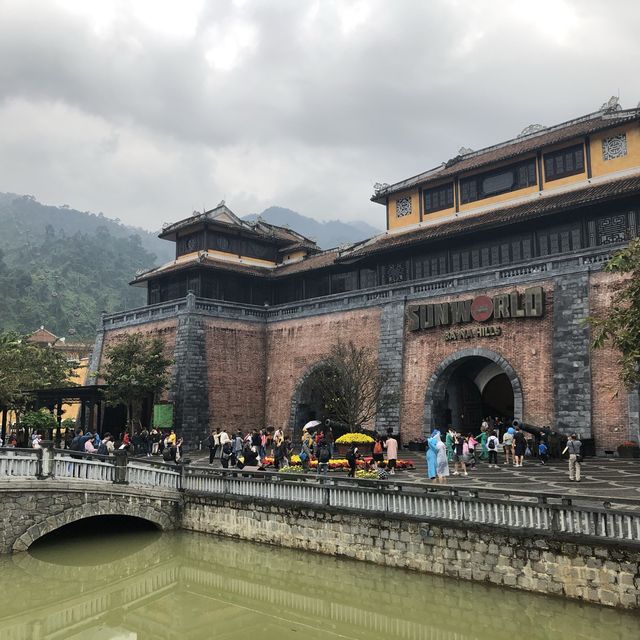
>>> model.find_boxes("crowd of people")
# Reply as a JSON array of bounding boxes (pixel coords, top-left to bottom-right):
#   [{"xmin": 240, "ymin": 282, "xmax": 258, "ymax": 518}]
[{"xmin": 426, "ymin": 418, "xmax": 583, "ymax": 482}]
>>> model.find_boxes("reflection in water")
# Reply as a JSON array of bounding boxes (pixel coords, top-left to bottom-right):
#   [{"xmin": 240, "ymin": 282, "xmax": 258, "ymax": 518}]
[{"xmin": 0, "ymin": 530, "xmax": 636, "ymax": 640}]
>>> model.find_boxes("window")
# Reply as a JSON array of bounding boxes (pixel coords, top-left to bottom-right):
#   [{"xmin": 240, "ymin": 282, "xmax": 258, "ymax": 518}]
[
  {"xmin": 460, "ymin": 158, "xmax": 537, "ymax": 204},
  {"xmin": 543, "ymin": 144, "xmax": 585, "ymax": 181},
  {"xmin": 395, "ymin": 197, "xmax": 412, "ymax": 217},
  {"xmin": 424, "ymin": 183, "xmax": 454, "ymax": 213},
  {"xmin": 602, "ymin": 133, "xmax": 627, "ymax": 161}
]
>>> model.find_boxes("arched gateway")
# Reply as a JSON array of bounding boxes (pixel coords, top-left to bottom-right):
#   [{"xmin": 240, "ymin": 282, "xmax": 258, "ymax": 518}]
[
  {"xmin": 289, "ymin": 360, "xmax": 333, "ymax": 441},
  {"xmin": 424, "ymin": 348, "xmax": 523, "ymax": 434}
]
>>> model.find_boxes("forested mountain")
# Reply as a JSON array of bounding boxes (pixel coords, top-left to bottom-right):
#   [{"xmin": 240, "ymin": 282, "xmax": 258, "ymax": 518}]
[
  {"xmin": 0, "ymin": 194, "xmax": 171, "ymax": 339},
  {"xmin": 0, "ymin": 194, "xmax": 381, "ymax": 340}
]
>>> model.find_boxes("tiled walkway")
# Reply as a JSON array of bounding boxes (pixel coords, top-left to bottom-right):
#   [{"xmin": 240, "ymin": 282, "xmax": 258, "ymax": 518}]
[{"xmin": 189, "ymin": 450, "xmax": 640, "ymax": 502}]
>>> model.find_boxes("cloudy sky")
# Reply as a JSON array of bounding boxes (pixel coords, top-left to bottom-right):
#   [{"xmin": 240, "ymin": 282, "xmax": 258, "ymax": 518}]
[{"xmin": 0, "ymin": 0, "xmax": 639, "ymax": 231}]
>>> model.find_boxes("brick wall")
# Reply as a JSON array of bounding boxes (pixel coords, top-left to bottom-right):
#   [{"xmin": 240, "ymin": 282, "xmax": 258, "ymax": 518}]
[
  {"xmin": 589, "ymin": 271, "xmax": 630, "ymax": 452},
  {"xmin": 401, "ymin": 282, "xmax": 555, "ymax": 441},
  {"xmin": 203, "ymin": 318, "xmax": 266, "ymax": 433},
  {"xmin": 265, "ymin": 308, "xmax": 382, "ymax": 431}
]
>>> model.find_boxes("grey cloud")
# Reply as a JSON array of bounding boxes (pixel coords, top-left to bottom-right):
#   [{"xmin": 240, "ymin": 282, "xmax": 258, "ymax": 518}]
[{"xmin": 0, "ymin": 0, "xmax": 638, "ymax": 230}]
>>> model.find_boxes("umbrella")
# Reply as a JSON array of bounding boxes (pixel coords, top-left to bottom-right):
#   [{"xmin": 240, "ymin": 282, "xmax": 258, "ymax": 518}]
[{"xmin": 302, "ymin": 420, "xmax": 322, "ymax": 432}]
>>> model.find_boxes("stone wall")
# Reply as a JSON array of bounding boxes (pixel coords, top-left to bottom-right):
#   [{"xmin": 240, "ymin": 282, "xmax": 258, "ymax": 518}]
[
  {"xmin": 553, "ymin": 273, "xmax": 592, "ymax": 438},
  {"xmin": 182, "ymin": 494, "xmax": 640, "ymax": 609}
]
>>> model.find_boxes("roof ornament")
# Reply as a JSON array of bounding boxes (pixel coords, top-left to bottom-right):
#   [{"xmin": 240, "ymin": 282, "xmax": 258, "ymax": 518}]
[
  {"xmin": 162, "ymin": 222, "xmax": 171, "ymax": 230},
  {"xmin": 373, "ymin": 182, "xmax": 389, "ymax": 195},
  {"xmin": 600, "ymin": 96, "xmax": 621, "ymax": 113},
  {"xmin": 217, "ymin": 199, "xmax": 226, "ymax": 207},
  {"xmin": 458, "ymin": 146, "xmax": 474, "ymax": 156},
  {"xmin": 518, "ymin": 124, "xmax": 546, "ymax": 137}
]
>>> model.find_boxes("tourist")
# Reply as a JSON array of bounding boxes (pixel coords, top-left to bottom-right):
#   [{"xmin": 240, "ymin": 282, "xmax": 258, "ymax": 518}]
[
  {"xmin": 219, "ymin": 427, "xmax": 230, "ymax": 452},
  {"xmin": 346, "ymin": 442, "xmax": 359, "ymax": 477},
  {"xmin": 384, "ymin": 429, "xmax": 398, "ymax": 475},
  {"xmin": 31, "ymin": 432, "xmax": 42, "ymax": 449},
  {"xmin": 465, "ymin": 433, "xmax": 477, "ymax": 469},
  {"xmin": 486, "ymin": 430, "xmax": 499, "ymax": 468},
  {"xmin": 373, "ymin": 459, "xmax": 389, "ymax": 480},
  {"xmin": 538, "ymin": 439, "xmax": 549, "ymax": 465},
  {"xmin": 273, "ymin": 427, "xmax": 283, "ymax": 457},
  {"xmin": 97, "ymin": 433, "xmax": 114, "ymax": 456},
  {"xmin": 140, "ymin": 428, "xmax": 151, "ymax": 456},
  {"xmin": 231, "ymin": 431, "xmax": 243, "ymax": 466},
  {"xmin": 273, "ymin": 434, "xmax": 286, "ymax": 470},
  {"xmin": 451, "ymin": 431, "xmax": 467, "ymax": 476},
  {"xmin": 445, "ymin": 429, "xmax": 454, "ymax": 462},
  {"xmin": 150, "ymin": 428, "xmax": 161, "ymax": 455},
  {"xmin": 317, "ymin": 440, "xmax": 331, "ymax": 475},
  {"xmin": 259, "ymin": 429, "xmax": 267, "ymax": 460},
  {"xmin": 563, "ymin": 433, "xmax": 582, "ymax": 482},
  {"xmin": 84, "ymin": 435, "xmax": 98, "ymax": 454},
  {"xmin": 325, "ymin": 426, "xmax": 334, "ymax": 458},
  {"xmin": 300, "ymin": 429, "xmax": 313, "ymax": 471},
  {"xmin": 372, "ymin": 435, "xmax": 384, "ymax": 466},
  {"xmin": 435, "ymin": 436, "xmax": 449, "ymax": 484},
  {"xmin": 239, "ymin": 442, "xmax": 259, "ymax": 469},
  {"xmin": 220, "ymin": 437, "xmax": 233, "ymax": 468},
  {"xmin": 426, "ymin": 430, "xmax": 440, "ymax": 481},
  {"xmin": 476, "ymin": 425, "xmax": 488, "ymax": 461},
  {"xmin": 502, "ymin": 428, "xmax": 514, "ymax": 465},
  {"xmin": 208, "ymin": 428, "xmax": 220, "ymax": 464},
  {"xmin": 513, "ymin": 425, "xmax": 527, "ymax": 467}
]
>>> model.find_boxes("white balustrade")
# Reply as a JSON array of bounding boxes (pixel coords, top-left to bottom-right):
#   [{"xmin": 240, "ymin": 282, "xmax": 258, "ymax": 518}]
[
  {"xmin": 53, "ymin": 455, "xmax": 115, "ymax": 482},
  {"xmin": 0, "ymin": 451, "xmax": 38, "ymax": 477},
  {"xmin": 127, "ymin": 462, "xmax": 179, "ymax": 490}
]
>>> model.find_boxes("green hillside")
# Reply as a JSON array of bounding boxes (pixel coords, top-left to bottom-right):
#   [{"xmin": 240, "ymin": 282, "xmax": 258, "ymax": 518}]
[{"xmin": 0, "ymin": 194, "xmax": 172, "ymax": 339}]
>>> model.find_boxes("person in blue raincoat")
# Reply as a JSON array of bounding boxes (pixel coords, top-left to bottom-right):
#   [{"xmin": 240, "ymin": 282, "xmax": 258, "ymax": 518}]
[{"xmin": 426, "ymin": 429, "xmax": 440, "ymax": 481}]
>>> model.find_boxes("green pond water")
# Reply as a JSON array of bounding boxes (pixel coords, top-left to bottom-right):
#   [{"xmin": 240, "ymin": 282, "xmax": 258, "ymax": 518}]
[{"xmin": 0, "ymin": 525, "xmax": 637, "ymax": 640}]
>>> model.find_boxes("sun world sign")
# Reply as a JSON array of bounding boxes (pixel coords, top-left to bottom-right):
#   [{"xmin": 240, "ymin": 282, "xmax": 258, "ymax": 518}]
[{"xmin": 407, "ymin": 286, "xmax": 544, "ymax": 331}]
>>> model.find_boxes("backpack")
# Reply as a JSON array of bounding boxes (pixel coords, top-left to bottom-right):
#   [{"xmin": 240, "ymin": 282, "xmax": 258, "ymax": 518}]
[
  {"xmin": 373, "ymin": 441, "xmax": 383, "ymax": 455},
  {"xmin": 97, "ymin": 442, "xmax": 108, "ymax": 456},
  {"xmin": 71, "ymin": 436, "xmax": 84, "ymax": 452},
  {"xmin": 318, "ymin": 445, "xmax": 330, "ymax": 463},
  {"xmin": 488, "ymin": 438, "xmax": 496, "ymax": 450},
  {"xmin": 222, "ymin": 441, "xmax": 233, "ymax": 456},
  {"xmin": 162, "ymin": 447, "xmax": 173, "ymax": 462}
]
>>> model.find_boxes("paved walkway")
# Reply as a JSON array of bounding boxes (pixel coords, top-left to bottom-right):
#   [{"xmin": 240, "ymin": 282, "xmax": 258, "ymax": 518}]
[{"xmin": 187, "ymin": 449, "xmax": 640, "ymax": 503}]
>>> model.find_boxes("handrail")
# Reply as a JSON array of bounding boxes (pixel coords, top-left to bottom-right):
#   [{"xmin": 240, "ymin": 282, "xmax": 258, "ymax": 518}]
[{"xmin": 1, "ymin": 448, "xmax": 639, "ymax": 544}]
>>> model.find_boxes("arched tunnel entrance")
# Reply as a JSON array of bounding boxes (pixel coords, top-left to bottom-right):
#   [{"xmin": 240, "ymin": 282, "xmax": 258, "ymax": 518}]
[{"xmin": 425, "ymin": 350, "xmax": 523, "ymax": 434}]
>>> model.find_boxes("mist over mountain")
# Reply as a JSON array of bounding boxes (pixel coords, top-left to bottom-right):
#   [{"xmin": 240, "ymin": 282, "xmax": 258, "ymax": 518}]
[
  {"xmin": 0, "ymin": 194, "xmax": 381, "ymax": 339},
  {"xmin": 244, "ymin": 206, "xmax": 381, "ymax": 249}
]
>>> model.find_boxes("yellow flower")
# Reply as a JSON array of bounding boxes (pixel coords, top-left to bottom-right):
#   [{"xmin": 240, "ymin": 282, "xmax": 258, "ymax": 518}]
[{"xmin": 335, "ymin": 433, "xmax": 374, "ymax": 444}]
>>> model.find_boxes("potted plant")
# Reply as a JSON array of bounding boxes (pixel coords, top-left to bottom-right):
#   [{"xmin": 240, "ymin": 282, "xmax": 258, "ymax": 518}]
[
  {"xmin": 617, "ymin": 440, "xmax": 640, "ymax": 458},
  {"xmin": 334, "ymin": 432, "xmax": 375, "ymax": 457}
]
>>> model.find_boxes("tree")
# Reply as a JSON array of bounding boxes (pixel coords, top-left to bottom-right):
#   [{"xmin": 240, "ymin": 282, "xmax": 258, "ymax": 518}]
[
  {"xmin": 0, "ymin": 331, "xmax": 74, "ymax": 420},
  {"xmin": 588, "ymin": 237, "xmax": 640, "ymax": 387},
  {"xmin": 101, "ymin": 333, "xmax": 172, "ymax": 433},
  {"xmin": 313, "ymin": 341, "xmax": 397, "ymax": 432}
]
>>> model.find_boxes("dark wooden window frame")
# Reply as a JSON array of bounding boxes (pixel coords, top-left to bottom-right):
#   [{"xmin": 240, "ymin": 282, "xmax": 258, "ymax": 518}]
[
  {"xmin": 543, "ymin": 143, "xmax": 585, "ymax": 182},
  {"xmin": 460, "ymin": 158, "xmax": 537, "ymax": 205},
  {"xmin": 424, "ymin": 183, "xmax": 455, "ymax": 214}
]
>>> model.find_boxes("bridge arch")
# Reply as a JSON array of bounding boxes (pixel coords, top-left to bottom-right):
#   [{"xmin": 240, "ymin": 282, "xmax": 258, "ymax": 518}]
[{"xmin": 12, "ymin": 497, "xmax": 175, "ymax": 552}]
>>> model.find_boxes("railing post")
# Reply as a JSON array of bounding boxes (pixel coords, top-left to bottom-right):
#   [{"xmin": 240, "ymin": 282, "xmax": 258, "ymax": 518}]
[
  {"xmin": 37, "ymin": 441, "xmax": 54, "ymax": 479},
  {"xmin": 113, "ymin": 450, "xmax": 129, "ymax": 484}
]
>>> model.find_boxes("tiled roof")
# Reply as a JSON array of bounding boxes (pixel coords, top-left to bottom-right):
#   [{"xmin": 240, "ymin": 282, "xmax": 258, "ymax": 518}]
[
  {"xmin": 373, "ymin": 109, "xmax": 640, "ymax": 200},
  {"xmin": 131, "ymin": 253, "xmax": 270, "ymax": 284},
  {"xmin": 347, "ymin": 175, "xmax": 640, "ymax": 259},
  {"xmin": 271, "ymin": 250, "xmax": 339, "ymax": 277}
]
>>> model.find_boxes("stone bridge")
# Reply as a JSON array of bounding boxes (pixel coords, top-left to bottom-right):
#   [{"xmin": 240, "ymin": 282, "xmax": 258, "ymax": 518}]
[{"xmin": 0, "ymin": 479, "xmax": 182, "ymax": 553}]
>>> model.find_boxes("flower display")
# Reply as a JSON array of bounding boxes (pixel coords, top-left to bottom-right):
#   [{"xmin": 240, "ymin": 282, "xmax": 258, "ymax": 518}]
[
  {"xmin": 278, "ymin": 465, "xmax": 303, "ymax": 473},
  {"xmin": 335, "ymin": 433, "xmax": 374, "ymax": 444},
  {"xmin": 261, "ymin": 456, "xmax": 414, "ymax": 472},
  {"xmin": 355, "ymin": 469, "xmax": 378, "ymax": 480}
]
